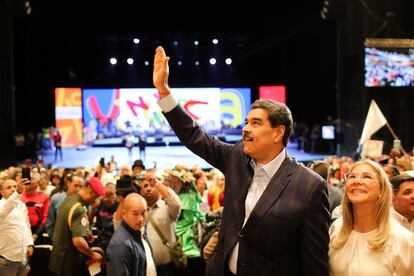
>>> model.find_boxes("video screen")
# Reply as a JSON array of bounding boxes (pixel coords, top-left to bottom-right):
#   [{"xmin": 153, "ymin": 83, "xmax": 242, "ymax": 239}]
[
  {"xmin": 321, "ymin": 125, "xmax": 335, "ymax": 140},
  {"xmin": 54, "ymin": 88, "xmax": 83, "ymax": 147},
  {"xmin": 82, "ymin": 87, "xmax": 251, "ymax": 145},
  {"xmin": 365, "ymin": 47, "xmax": 414, "ymax": 87}
]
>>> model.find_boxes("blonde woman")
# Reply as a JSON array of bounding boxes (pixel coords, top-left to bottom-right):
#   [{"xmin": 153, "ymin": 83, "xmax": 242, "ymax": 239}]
[{"xmin": 329, "ymin": 159, "xmax": 414, "ymax": 275}]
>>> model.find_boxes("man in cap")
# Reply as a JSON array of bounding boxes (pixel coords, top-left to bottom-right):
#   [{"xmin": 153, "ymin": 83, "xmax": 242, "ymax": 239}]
[
  {"xmin": 132, "ymin": 159, "xmax": 146, "ymax": 177},
  {"xmin": 49, "ymin": 177, "xmax": 105, "ymax": 276}
]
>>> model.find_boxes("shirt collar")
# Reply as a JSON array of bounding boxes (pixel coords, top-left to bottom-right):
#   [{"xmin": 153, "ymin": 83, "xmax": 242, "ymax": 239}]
[
  {"xmin": 152, "ymin": 197, "xmax": 163, "ymax": 209},
  {"xmin": 391, "ymin": 206, "xmax": 410, "ymax": 224},
  {"xmin": 121, "ymin": 220, "xmax": 142, "ymax": 241},
  {"xmin": 250, "ymin": 148, "xmax": 286, "ymax": 179}
]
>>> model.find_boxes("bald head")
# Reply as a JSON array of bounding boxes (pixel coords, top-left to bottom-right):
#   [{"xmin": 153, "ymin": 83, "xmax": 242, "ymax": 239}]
[{"xmin": 122, "ymin": 193, "xmax": 147, "ymax": 231}]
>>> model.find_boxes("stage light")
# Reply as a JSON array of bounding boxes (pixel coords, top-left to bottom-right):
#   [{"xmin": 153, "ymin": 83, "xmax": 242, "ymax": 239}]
[
  {"xmin": 24, "ymin": 0, "xmax": 31, "ymax": 15},
  {"xmin": 127, "ymin": 58, "xmax": 134, "ymax": 65},
  {"xmin": 177, "ymin": 61, "xmax": 183, "ymax": 66},
  {"xmin": 133, "ymin": 38, "xmax": 140, "ymax": 44},
  {"xmin": 173, "ymin": 40, "xmax": 179, "ymax": 46},
  {"xmin": 209, "ymin": 58, "xmax": 216, "ymax": 65},
  {"xmin": 110, "ymin": 58, "xmax": 117, "ymax": 65},
  {"xmin": 225, "ymin": 58, "xmax": 232, "ymax": 65},
  {"xmin": 194, "ymin": 40, "xmax": 199, "ymax": 46},
  {"xmin": 195, "ymin": 61, "xmax": 200, "ymax": 66},
  {"xmin": 320, "ymin": 0, "xmax": 346, "ymax": 21},
  {"xmin": 144, "ymin": 61, "xmax": 150, "ymax": 66},
  {"xmin": 212, "ymin": 39, "xmax": 219, "ymax": 45}
]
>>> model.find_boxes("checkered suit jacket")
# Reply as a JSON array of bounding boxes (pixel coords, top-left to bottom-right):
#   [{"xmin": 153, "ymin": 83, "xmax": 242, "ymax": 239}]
[{"xmin": 164, "ymin": 105, "xmax": 330, "ymax": 276}]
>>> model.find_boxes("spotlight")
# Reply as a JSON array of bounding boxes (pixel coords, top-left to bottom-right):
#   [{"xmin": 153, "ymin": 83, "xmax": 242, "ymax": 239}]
[
  {"xmin": 212, "ymin": 39, "xmax": 219, "ymax": 45},
  {"xmin": 195, "ymin": 61, "xmax": 200, "ymax": 66},
  {"xmin": 194, "ymin": 40, "xmax": 199, "ymax": 46},
  {"xmin": 110, "ymin": 58, "xmax": 117, "ymax": 65},
  {"xmin": 177, "ymin": 61, "xmax": 182, "ymax": 66},
  {"xmin": 225, "ymin": 58, "xmax": 232, "ymax": 65},
  {"xmin": 133, "ymin": 38, "xmax": 140, "ymax": 44},
  {"xmin": 209, "ymin": 58, "xmax": 216, "ymax": 65},
  {"xmin": 173, "ymin": 41, "xmax": 179, "ymax": 46},
  {"xmin": 127, "ymin": 58, "xmax": 134, "ymax": 65},
  {"xmin": 144, "ymin": 61, "xmax": 150, "ymax": 66}
]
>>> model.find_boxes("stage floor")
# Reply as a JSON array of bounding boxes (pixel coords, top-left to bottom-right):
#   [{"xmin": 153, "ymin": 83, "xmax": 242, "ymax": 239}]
[{"xmin": 41, "ymin": 142, "xmax": 327, "ymax": 170}]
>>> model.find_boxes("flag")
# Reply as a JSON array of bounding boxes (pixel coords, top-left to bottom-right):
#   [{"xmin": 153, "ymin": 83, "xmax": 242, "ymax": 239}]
[{"xmin": 359, "ymin": 100, "xmax": 387, "ymax": 145}]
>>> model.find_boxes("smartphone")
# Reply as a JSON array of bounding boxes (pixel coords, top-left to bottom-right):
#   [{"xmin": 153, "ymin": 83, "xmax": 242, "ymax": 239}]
[
  {"xmin": 99, "ymin": 157, "xmax": 105, "ymax": 167},
  {"xmin": 393, "ymin": 139, "xmax": 401, "ymax": 149},
  {"xmin": 22, "ymin": 167, "xmax": 31, "ymax": 182}
]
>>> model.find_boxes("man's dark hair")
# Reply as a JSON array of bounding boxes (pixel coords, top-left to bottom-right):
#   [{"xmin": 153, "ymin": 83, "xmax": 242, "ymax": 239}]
[
  {"xmin": 132, "ymin": 159, "xmax": 145, "ymax": 170},
  {"xmin": 250, "ymin": 99, "xmax": 293, "ymax": 146},
  {"xmin": 389, "ymin": 174, "xmax": 414, "ymax": 194},
  {"xmin": 308, "ymin": 161, "xmax": 330, "ymax": 181},
  {"xmin": 382, "ymin": 164, "xmax": 400, "ymax": 178}
]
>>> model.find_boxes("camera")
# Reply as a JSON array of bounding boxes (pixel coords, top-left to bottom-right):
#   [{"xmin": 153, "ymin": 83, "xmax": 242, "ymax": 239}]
[{"xmin": 115, "ymin": 175, "xmax": 144, "ymax": 197}]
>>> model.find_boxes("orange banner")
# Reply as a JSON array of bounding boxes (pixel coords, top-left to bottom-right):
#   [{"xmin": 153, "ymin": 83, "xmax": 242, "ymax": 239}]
[{"xmin": 55, "ymin": 88, "xmax": 83, "ymax": 147}]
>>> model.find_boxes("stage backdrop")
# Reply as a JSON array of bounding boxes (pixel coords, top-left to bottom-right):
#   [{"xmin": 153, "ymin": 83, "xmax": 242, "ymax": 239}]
[{"xmin": 56, "ymin": 87, "xmax": 251, "ymax": 146}]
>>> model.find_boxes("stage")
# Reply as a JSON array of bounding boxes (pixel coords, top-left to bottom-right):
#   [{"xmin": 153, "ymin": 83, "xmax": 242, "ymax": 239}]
[{"xmin": 40, "ymin": 141, "xmax": 327, "ymax": 171}]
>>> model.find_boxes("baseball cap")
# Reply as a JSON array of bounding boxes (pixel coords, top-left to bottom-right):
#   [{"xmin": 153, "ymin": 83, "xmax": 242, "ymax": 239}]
[{"xmin": 88, "ymin": 176, "xmax": 105, "ymax": 196}]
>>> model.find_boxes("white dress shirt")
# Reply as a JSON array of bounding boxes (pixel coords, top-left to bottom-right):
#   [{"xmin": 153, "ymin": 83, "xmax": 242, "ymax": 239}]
[
  {"xmin": 228, "ymin": 148, "xmax": 286, "ymax": 274},
  {"xmin": 157, "ymin": 94, "xmax": 177, "ymax": 112},
  {"xmin": 146, "ymin": 188, "xmax": 181, "ymax": 265},
  {"xmin": 143, "ymin": 238, "xmax": 157, "ymax": 276},
  {"xmin": 0, "ymin": 191, "xmax": 34, "ymax": 261},
  {"xmin": 391, "ymin": 207, "xmax": 414, "ymax": 233}
]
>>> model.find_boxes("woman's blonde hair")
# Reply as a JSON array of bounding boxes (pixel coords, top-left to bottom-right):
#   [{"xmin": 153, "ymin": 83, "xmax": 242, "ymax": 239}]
[{"xmin": 330, "ymin": 159, "xmax": 392, "ymax": 251}]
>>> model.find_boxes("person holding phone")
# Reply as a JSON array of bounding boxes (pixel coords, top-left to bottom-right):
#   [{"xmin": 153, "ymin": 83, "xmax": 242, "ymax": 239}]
[
  {"xmin": 20, "ymin": 173, "xmax": 50, "ymax": 243},
  {"xmin": 0, "ymin": 178, "xmax": 34, "ymax": 275}
]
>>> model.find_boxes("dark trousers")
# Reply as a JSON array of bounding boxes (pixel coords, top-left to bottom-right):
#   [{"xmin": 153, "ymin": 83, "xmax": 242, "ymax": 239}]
[{"xmin": 156, "ymin": 262, "xmax": 175, "ymax": 276}]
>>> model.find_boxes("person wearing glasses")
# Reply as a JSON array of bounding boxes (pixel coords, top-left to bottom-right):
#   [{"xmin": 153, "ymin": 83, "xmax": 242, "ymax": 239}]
[{"xmin": 329, "ymin": 159, "xmax": 414, "ymax": 275}]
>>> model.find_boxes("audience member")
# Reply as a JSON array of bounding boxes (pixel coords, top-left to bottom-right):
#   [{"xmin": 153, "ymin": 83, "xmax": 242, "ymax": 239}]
[
  {"xmin": 106, "ymin": 193, "xmax": 156, "ymax": 276},
  {"xmin": 329, "ymin": 160, "xmax": 414, "ymax": 275},
  {"xmin": 0, "ymin": 179, "xmax": 33, "ymax": 276},
  {"xmin": 140, "ymin": 172, "xmax": 181, "ymax": 276},
  {"xmin": 390, "ymin": 174, "xmax": 414, "ymax": 232},
  {"xmin": 48, "ymin": 177, "xmax": 104, "ymax": 276},
  {"xmin": 46, "ymin": 174, "xmax": 83, "ymax": 240},
  {"xmin": 20, "ymin": 172, "xmax": 50, "ymax": 244},
  {"xmin": 89, "ymin": 183, "xmax": 119, "ymax": 251}
]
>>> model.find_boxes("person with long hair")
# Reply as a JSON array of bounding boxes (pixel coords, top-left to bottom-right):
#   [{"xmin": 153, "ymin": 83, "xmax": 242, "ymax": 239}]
[{"xmin": 329, "ymin": 159, "xmax": 414, "ymax": 275}]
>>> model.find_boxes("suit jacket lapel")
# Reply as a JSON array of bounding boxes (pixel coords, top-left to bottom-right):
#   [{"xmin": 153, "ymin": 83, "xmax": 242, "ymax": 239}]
[
  {"xmin": 232, "ymin": 155, "xmax": 254, "ymax": 229},
  {"xmin": 242, "ymin": 156, "xmax": 294, "ymax": 233}
]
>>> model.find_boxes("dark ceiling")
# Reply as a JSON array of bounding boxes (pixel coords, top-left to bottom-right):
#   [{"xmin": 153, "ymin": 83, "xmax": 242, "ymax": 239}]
[{"xmin": 12, "ymin": 0, "xmax": 339, "ymax": 132}]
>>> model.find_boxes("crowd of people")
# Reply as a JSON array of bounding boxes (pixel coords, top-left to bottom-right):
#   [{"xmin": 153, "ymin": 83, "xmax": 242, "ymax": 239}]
[{"xmin": 1, "ymin": 45, "xmax": 414, "ymax": 276}]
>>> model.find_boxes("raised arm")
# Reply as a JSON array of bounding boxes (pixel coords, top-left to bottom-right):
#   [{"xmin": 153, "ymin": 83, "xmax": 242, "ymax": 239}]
[{"xmin": 153, "ymin": 46, "xmax": 171, "ymax": 98}]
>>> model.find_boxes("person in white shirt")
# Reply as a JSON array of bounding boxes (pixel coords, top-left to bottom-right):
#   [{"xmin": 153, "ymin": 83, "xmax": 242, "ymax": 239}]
[
  {"xmin": 390, "ymin": 174, "xmax": 414, "ymax": 232},
  {"xmin": 329, "ymin": 159, "xmax": 414, "ymax": 275},
  {"xmin": 0, "ymin": 178, "xmax": 34, "ymax": 276},
  {"xmin": 37, "ymin": 173, "xmax": 54, "ymax": 197},
  {"xmin": 140, "ymin": 172, "xmax": 181, "ymax": 276}
]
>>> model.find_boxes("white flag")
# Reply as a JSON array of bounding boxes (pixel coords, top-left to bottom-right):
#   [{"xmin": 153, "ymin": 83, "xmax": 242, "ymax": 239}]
[{"xmin": 359, "ymin": 100, "xmax": 387, "ymax": 145}]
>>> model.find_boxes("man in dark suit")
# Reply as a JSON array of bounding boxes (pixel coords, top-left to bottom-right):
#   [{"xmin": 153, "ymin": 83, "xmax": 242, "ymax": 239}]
[{"xmin": 153, "ymin": 46, "xmax": 330, "ymax": 276}]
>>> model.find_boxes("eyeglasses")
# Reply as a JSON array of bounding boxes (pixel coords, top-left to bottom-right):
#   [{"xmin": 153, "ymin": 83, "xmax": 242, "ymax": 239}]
[{"xmin": 344, "ymin": 172, "xmax": 378, "ymax": 182}]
